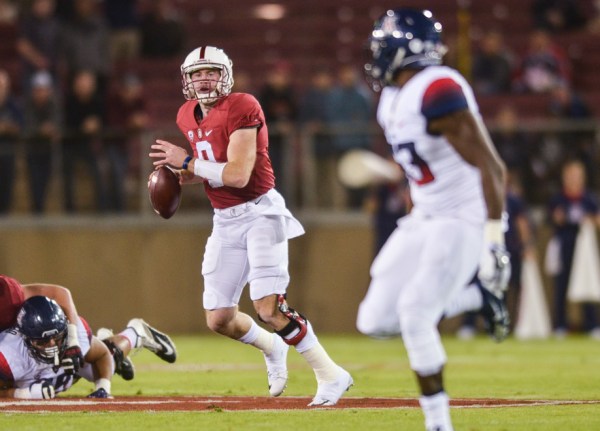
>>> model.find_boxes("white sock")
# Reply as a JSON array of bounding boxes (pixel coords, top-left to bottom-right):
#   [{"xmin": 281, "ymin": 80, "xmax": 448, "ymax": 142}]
[
  {"xmin": 419, "ymin": 392, "xmax": 453, "ymax": 431},
  {"xmin": 238, "ymin": 320, "xmax": 274, "ymax": 355},
  {"xmin": 300, "ymin": 343, "xmax": 340, "ymax": 383},
  {"xmin": 119, "ymin": 327, "xmax": 139, "ymax": 350},
  {"xmin": 443, "ymin": 283, "xmax": 483, "ymax": 319}
]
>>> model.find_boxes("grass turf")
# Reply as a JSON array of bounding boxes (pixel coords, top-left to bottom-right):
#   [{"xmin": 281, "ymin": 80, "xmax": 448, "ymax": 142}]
[{"xmin": 1, "ymin": 334, "xmax": 599, "ymax": 430}]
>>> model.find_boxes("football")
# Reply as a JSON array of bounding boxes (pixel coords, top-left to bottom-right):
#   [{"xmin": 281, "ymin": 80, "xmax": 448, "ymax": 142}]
[{"xmin": 148, "ymin": 166, "xmax": 182, "ymax": 219}]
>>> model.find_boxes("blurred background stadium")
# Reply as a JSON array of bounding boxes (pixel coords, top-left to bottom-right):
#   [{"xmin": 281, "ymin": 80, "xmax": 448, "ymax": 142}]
[{"xmin": 0, "ymin": 0, "xmax": 599, "ymax": 336}]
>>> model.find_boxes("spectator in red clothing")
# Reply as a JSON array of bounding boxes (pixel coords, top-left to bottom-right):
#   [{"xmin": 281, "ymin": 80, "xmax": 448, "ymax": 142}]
[{"xmin": 513, "ymin": 29, "xmax": 571, "ymax": 93}]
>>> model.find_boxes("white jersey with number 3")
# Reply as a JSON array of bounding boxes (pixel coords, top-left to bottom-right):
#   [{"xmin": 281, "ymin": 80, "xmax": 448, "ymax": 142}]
[{"xmin": 377, "ymin": 65, "xmax": 486, "ymax": 224}]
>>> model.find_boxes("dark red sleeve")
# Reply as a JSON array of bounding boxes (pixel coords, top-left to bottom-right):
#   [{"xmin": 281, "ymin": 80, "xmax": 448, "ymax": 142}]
[
  {"xmin": 421, "ymin": 78, "xmax": 468, "ymax": 120},
  {"xmin": 227, "ymin": 94, "xmax": 263, "ymax": 132},
  {"xmin": 0, "ymin": 276, "xmax": 25, "ymax": 330},
  {"xmin": 0, "ymin": 352, "xmax": 14, "ymax": 383},
  {"xmin": 79, "ymin": 317, "xmax": 93, "ymax": 343}
]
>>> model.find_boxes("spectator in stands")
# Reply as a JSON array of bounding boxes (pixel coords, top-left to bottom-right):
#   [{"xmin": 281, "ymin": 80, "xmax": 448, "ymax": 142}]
[
  {"xmin": 471, "ymin": 30, "xmax": 515, "ymax": 95},
  {"xmin": 62, "ymin": 70, "xmax": 107, "ymax": 213},
  {"xmin": 103, "ymin": 0, "xmax": 141, "ymax": 65},
  {"xmin": 23, "ymin": 71, "xmax": 62, "ymax": 214},
  {"xmin": 489, "ymin": 105, "xmax": 535, "ymax": 200},
  {"xmin": 547, "ymin": 159, "xmax": 600, "ymax": 338},
  {"xmin": 532, "ymin": 0, "xmax": 587, "ymax": 32},
  {"xmin": 513, "ymin": 29, "xmax": 571, "ymax": 93},
  {"xmin": 104, "ymin": 73, "xmax": 148, "ymax": 212},
  {"xmin": 0, "ymin": 0, "xmax": 17, "ymax": 24},
  {"xmin": 0, "ymin": 69, "xmax": 22, "ymax": 215},
  {"xmin": 548, "ymin": 83, "xmax": 591, "ymax": 119},
  {"xmin": 366, "ymin": 172, "xmax": 411, "ymax": 255},
  {"xmin": 258, "ymin": 60, "xmax": 298, "ymax": 201},
  {"xmin": 59, "ymin": 0, "xmax": 110, "ymax": 98},
  {"xmin": 140, "ymin": 0, "xmax": 185, "ymax": 59},
  {"xmin": 298, "ymin": 67, "xmax": 335, "ymax": 208},
  {"xmin": 327, "ymin": 64, "xmax": 373, "ymax": 209},
  {"xmin": 16, "ymin": 0, "xmax": 60, "ymax": 93},
  {"xmin": 547, "ymin": 83, "xmax": 596, "ymax": 189}
]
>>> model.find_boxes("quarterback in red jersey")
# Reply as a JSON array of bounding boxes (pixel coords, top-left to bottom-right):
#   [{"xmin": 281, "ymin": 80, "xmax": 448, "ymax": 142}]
[{"xmin": 149, "ymin": 46, "xmax": 352, "ymax": 406}]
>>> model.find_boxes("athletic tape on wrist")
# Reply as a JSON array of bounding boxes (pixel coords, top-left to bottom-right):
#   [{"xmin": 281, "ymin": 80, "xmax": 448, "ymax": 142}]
[
  {"xmin": 484, "ymin": 219, "xmax": 504, "ymax": 245},
  {"xmin": 14, "ymin": 388, "xmax": 31, "ymax": 399},
  {"xmin": 67, "ymin": 323, "xmax": 79, "ymax": 346},
  {"xmin": 194, "ymin": 159, "xmax": 225, "ymax": 185}
]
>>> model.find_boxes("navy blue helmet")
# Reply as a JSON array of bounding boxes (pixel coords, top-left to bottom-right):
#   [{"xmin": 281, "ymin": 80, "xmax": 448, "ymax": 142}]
[
  {"xmin": 16, "ymin": 296, "xmax": 68, "ymax": 365},
  {"xmin": 365, "ymin": 8, "xmax": 447, "ymax": 91}
]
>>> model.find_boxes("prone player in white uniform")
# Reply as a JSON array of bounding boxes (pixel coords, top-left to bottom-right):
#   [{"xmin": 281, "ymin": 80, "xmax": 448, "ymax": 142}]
[
  {"xmin": 0, "ymin": 296, "xmax": 177, "ymax": 399},
  {"xmin": 356, "ymin": 9, "xmax": 511, "ymax": 431}
]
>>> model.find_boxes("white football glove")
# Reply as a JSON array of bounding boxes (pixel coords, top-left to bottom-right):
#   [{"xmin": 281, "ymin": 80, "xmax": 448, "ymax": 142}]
[
  {"xmin": 14, "ymin": 381, "xmax": 56, "ymax": 399},
  {"xmin": 478, "ymin": 219, "xmax": 512, "ymax": 296}
]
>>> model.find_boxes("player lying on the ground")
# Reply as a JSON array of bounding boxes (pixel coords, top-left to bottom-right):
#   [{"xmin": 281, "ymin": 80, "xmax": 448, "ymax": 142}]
[
  {"xmin": 1, "ymin": 274, "xmax": 85, "ymax": 376},
  {"xmin": 0, "ymin": 296, "xmax": 176, "ymax": 399}
]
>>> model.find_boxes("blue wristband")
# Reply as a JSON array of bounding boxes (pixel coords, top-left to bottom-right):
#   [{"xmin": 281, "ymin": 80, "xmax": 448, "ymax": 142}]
[{"xmin": 182, "ymin": 155, "xmax": 193, "ymax": 170}]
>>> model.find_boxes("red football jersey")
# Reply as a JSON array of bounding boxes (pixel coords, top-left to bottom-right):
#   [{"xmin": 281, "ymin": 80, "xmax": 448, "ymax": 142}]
[
  {"xmin": 0, "ymin": 275, "xmax": 25, "ymax": 330},
  {"xmin": 176, "ymin": 93, "xmax": 275, "ymax": 209}
]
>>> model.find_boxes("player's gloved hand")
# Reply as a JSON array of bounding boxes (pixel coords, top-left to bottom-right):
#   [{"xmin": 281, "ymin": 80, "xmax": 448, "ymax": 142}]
[
  {"xmin": 87, "ymin": 388, "xmax": 112, "ymax": 399},
  {"xmin": 15, "ymin": 381, "xmax": 56, "ymax": 399},
  {"xmin": 478, "ymin": 219, "xmax": 511, "ymax": 296},
  {"xmin": 61, "ymin": 323, "xmax": 84, "ymax": 375}
]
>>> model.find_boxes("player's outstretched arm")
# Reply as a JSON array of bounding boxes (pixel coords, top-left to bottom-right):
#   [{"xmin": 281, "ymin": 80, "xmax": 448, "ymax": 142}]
[{"xmin": 22, "ymin": 283, "xmax": 79, "ymax": 324}]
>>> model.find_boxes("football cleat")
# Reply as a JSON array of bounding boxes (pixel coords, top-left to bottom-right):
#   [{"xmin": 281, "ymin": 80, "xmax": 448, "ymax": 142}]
[
  {"xmin": 477, "ymin": 281, "xmax": 510, "ymax": 342},
  {"xmin": 264, "ymin": 334, "xmax": 289, "ymax": 397},
  {"xmin": 308, "ymin": 366, "xmax": 353, "ymax": 407},
  {"xmin": 127, "ymin": 318, "xmax": 177, "ymax": 363}
]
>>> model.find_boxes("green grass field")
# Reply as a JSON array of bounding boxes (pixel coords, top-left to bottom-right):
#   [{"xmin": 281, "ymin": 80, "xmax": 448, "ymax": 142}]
[{"xmin": 2, "ymin": 333, "xmax": 600, "ymax": 430}]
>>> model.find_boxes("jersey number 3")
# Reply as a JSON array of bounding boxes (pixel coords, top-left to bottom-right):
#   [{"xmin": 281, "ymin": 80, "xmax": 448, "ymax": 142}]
[{"xmin": 392, "ymin": 142, "xmax": 435, "ymax": 185}]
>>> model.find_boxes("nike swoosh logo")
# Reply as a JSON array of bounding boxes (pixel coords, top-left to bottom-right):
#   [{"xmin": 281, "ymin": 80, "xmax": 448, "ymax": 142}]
[
  {"xmin": 254, "ymin": 197, "xmax": 263, "ymax": 205},
  {"xmin": 157, "ymin": 336, "xmax": 174, "ymax": 356},
  {"xmin": 206, "ymin": 130, "xmax": 213, "ymax": 136}
]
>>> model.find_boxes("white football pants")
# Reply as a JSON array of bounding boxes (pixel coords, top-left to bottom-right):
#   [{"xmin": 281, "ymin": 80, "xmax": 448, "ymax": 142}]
[{"xmin": 357, "ymin": 212, "xmax": 482, "ymax": 374}]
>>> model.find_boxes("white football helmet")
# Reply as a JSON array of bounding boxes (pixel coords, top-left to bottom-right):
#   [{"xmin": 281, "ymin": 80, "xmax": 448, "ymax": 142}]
[{"xmin": 181, "ymin": 46, "xmax": 234, "ymax": 104}]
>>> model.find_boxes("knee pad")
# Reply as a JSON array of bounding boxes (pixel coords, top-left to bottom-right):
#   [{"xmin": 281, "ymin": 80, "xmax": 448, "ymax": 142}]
[
  {"xmin": 274, "ymin": 294, "xmax": 308, "ymax": 346},
  {"xmin": 400, "ymin": 312, "xmax": 447, "ymax": 374}
]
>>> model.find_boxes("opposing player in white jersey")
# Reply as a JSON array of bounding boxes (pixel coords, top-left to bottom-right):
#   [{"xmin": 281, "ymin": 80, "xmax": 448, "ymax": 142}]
[
  {"xmin": 357, "ymin": 9, "xmax": 511, "ymax": 431},
  {"xmin": 0, "ymin": 296, "xmax": 177, "ymax": 399},
  {"xmin": 149, "ymin": 46, "xmax": 351, "ymax": 406}
]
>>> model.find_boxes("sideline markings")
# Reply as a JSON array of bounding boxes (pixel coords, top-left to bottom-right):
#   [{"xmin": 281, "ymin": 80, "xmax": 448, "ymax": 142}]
[{"xmin": 1, "ymin": 397, "xmax": 599, "ymax": 413}]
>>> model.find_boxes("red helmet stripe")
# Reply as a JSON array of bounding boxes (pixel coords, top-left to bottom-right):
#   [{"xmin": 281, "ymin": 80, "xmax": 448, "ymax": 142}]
[{"xmin": 199, "ymin": 46, "xmax": 206, "ymax": 59}]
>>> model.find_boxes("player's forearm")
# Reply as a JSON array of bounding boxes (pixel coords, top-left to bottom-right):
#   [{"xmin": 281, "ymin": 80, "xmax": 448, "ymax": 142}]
[{"xmin": 22, "ymin": 284, "xmax": 79, "ymax": 324}]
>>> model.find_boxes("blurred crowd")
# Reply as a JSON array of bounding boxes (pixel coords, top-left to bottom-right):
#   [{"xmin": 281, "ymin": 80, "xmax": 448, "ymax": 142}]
[
  {"xmin": 0, "ymin": 0, "xmax": 185, "ymax": 214},
  {"xmin": 0, "ymin": 0, "xmax": 598, "ymax": 217},
  {"xmin": 0, "ymin": 0, "xmax": 598, "ymax": 339}
]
